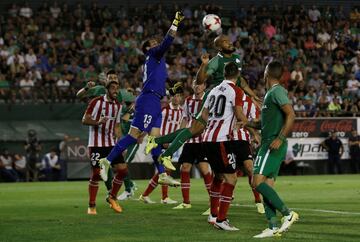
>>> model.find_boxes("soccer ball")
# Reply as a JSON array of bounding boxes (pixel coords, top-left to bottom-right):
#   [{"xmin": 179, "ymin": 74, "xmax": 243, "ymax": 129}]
[{"xmin": 202, "ymin": 14, "xmax": 221, "ymax": 32}]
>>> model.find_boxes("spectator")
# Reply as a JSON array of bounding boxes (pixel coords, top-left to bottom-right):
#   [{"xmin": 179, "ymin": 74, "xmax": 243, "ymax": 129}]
[
  {"xmin": 263, "ymin": 19, "xmax": 276, "ymax": 39},
  {"xmin": 308, "ymin": 72, "xmax": 324, "ymax": 90},
  {"xmin": 0, "ymin": 149, "xmax": 18, "ymax": 182},
  {"xmin": 40, "ymin": 148, "xmax": 61, "ymax": 181},
  {"xmin": 19, "ymin": 2, "xmax": 33, "ymax": 18},
  {"xmin": 328, "ymin": 98, "xmax": 342, "ymax": 115},
  {"xmin": 346, "ymin": 74, "xmax": 360, "ymax": 98},
  {"xmin": 348, "ymin": 130, "xmax": 360, "ymax": 173},
  {"xmin": 19, "ymin": 74, "xmax": 35, "ymax": 103},
  {"xmin": 13, "ymin": 154, "xmax": 27, "ymax": 181},
  {"xmin": 308, "ymin": 5, "xmax": 321, "ymax": 22},
  {"xmin": 24, "ymin": 130, "xmax": 41, "ymax": 181},
  {"xmin": 317, "ymin": 28, "xmax": 331, "ymax": 45},
  {"xmin": 290, "ymin": 65, "xmax": 304, "ymax": 82},
  {"xmin": 303, "ymin": 98, "xmax": 317, "ymax": 117},
  {"xmin": 332, "ymin": 59, "xmax": 346, "ymax": 77},
  {"xmin": 321, "ymin": 132, "xmax": 344, "ymax": 174},
  {"xmin": 293, "ymin": 98, "xmax": 306, "ymax": 117}
]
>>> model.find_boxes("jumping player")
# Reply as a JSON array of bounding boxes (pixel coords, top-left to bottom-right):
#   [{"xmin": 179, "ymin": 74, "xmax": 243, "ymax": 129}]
[
  {"xmin": 145, "ymin": 35, "xmax": 261, "ymax": 168},
  {"xmin": 99, "ymin": 12, "xmax": 185, "ymax": 189},
  {"xmin": 139, "ymin": 94, "xmax": 183, "ymax": 204}
]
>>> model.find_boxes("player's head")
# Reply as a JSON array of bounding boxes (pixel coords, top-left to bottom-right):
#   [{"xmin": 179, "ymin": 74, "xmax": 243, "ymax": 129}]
[
  {"xmin": 142, "ymin": 37, "xmax": 160, "ymax": 54},
  {"xmin": 105, "ymin": 70, "xmax": 120, "ymax": 101},
  {"xmin": 224, "ymin": 62, "xmax": 239, "ymax": 81},
  {"xmin": 106, "ymin": 69, "xmax": 118, "ymax": 84},
  {"xmin": 192, "ymin": 80, "xmax": 206, "ymax": 95},
  {"xmin": 171, "ymin": 93, "xmax": 182, "ymax": 106},
  {"xmin": 214, "ymin": 35, "xmax": 235, "ymax": 54},
  {"xmin": 264, "ymin": 60, "xmax": 283, "ymax": 89}
]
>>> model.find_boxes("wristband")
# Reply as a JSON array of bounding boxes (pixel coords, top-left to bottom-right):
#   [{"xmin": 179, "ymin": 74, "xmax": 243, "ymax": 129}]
[
  {"xmin": 84, "ymin": 87, "xmax": 89, "ymax": 91},
  {"xmin": 170, "ymin": 24, "xmax": 178, "ymax": 31}
]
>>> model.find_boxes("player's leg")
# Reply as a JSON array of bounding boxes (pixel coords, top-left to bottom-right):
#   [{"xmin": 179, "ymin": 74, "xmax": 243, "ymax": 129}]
[
  {"xmin": 140, "ymin": 171, "xmax": 159, "ymax": 204},
  {"xmin": 118, "ymin": 143, "xmax": 139, "ymax": 200},
  {"xmin": 146, "ymin": 128, "xmax": 186, "ymax": 153},
  {"xmin": 87, "ymin": 148, "xmax": 102, "ymax": 215},
  {"xmin": 160, "ymin": 170, "xmax": 178, "ymax": 204},
  {"xmin": 252, "ymin": 143, "xmax": 298, "ymax": 235},
  {"xmin": 173, "ymin": 162, "xmax": 192, "ymax": 209},
  {"xmin": 243, "ymin": 159, "xmax": 264, "ymax": 214},
  {"xmin": 147, "ymin": 91, "xmax": 210, "ymax": 158},
  {"xmin": 107, "ymin": 152, "xmax": 128, "ymax": 213},
  {"xmin": 197, "ymin": 161, "xmax": 212, "ymax": 215}
]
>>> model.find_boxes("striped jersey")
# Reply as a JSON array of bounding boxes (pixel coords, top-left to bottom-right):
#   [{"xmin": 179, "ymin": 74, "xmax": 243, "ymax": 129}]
[
  {"xmin": 183, "ymin": 93, "xmax": 205, "ymax": 143},
  {"xmin": 85, "ymin": 95, "xmax": 122, "ymax": 147},
  {"xmin": 232, "ymin": 94, "xmax": 260, "ymax": 142},
  {"xmin": 203, "ymin": 80, "xmax": 244, "ymax": 142},
  {"xmin": 160, "ymin": 102, "xmax": 184, "ymax": 136}
]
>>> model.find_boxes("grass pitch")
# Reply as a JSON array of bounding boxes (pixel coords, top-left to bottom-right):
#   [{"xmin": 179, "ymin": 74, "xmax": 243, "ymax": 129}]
[{"xmin": 0, "ymin": 175, "xmax": 359, "ymax": 242}]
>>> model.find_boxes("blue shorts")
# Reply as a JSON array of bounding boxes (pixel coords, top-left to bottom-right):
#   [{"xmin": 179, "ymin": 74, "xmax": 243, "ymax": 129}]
[{"xmin": 131, "ymin": 93, "xmax": 162, "ymax": 132}]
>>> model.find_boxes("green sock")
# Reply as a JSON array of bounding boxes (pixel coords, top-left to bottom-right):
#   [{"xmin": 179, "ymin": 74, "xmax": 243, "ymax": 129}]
[
  {"xmin": 123, "ymin": 175, "xmax": 133, "ymax": 192},
  {"xmin": 104, "ymin": 168, "xmax": 113, "ymax": 191},
  {"xmin": 155, "ymin": 128, "xmax": 185, "ymax": 145},
  {"xmin": 263, "ymin": 197, "xmax": 278, "ymax": 229},
  {"xmin": 256, "ymin": 182, "xmax": 290, "ymax": 216},
  {"xmin": 162, "ymin": 128, "xmax": 193, "ymax": 157}
]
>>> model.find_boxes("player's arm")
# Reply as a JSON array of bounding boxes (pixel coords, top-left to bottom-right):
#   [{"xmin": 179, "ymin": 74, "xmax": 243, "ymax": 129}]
[
  {"xmin": 196, "ymin": 53, "xmax": 210, "ymax": 85},
  {"xmin": 270, "ymin": 104, "xmax": 295, "ymax": 150},
  {"xmin": 180, "ymin": 117, "xmax": 188, "ymax": 129},
  {"xmin": 239, "ymin": 77, "xmax": 262, "ymax": 107},
  {"xmin": 82, "ymin": 99, "xmax": 108, "ymax": 126},
  {"xmin": 246, "ymin": 119, "xmax": 261, "ymax": 130},
  {"xmin": 152, "ymin": 11, "xmax": 184, "ymax": 58},
  {"xmin": 76, "ymin": 81, "xmax": 96, "ymax": 99},
  {"xmin": 200, "ymin": 107, "xmax": 209, "ymax": 124}
]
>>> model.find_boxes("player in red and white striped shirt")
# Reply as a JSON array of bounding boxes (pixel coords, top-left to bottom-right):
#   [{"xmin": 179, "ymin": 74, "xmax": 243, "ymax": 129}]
[
  {"xmin": 140, "ymin": 94, "xmax": 183, "ymax": 204},
  {"xmin": 173, "ymin": 81, "xmax": 213, "ymax": 211},
  {"xmin": 201, "ymin": 62, "xmax": 249, "ymax": 231},
  {"xmin": 231, "ymin": 94, "xmax": 264, "ymax": 214},
  {"xmin": 82, "ymin": 75, "xmax": 124, "ymax": 215}
]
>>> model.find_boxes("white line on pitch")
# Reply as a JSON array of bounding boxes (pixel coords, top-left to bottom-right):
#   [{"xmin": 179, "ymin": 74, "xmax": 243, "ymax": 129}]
[{"xmin": 231, "ymin": 204, "xmax": 360, "ymax": 216}]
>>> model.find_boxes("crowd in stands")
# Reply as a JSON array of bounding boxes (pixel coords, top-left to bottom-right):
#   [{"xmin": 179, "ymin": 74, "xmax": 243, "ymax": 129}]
[{"xmin": 0, "ymin": 2, "xmax": 359, "ymax": 117}]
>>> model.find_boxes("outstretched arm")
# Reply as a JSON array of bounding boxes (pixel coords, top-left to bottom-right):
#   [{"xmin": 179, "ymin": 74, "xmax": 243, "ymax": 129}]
[
  {"xmin": 151, "ymin": 11, "xmax": 184, "ymax": 58},
  {"xmin": 76, "ymin": 81, "xmax": 96, "ymax": 99},
  {"xmin": 196, "ymin": 53, "xmax": 210, "ymax": 85}
]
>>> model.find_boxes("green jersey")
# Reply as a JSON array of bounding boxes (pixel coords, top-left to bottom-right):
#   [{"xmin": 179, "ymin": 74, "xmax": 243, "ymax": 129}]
[
  {"xmin": 261, "ymin": 84, "xmax": 290, "ymax": 142},
  {"xmin": 206, "ymin": 53, "xmax": 242, "ymax": 88},
  {"xmin": 86, "ymin": 85, "xmax": 122, "ymax": 102}
]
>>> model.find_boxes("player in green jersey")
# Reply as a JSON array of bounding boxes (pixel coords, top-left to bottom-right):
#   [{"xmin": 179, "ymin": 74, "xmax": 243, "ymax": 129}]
[
  {"xmin": 145, "ymin": 35, "xmax": 261, "ymax": 167},
  {"xmin": 246, "ymin": 61, "xmax": 299, "ymax": 238}
]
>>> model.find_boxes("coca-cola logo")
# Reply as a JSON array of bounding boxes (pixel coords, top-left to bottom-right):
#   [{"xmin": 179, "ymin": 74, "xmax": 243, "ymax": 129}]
[
  {"xmin": 292, "ymin": 120, "xmax": 317, "ymax": 133},
  {"xmin": 320, "ymin": 120, "xmax": 354, "ymax": 132}
]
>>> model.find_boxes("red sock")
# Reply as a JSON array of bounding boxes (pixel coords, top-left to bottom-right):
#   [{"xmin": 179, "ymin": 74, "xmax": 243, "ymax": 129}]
[
  {"xmin": 161, "ymin": 185, "xmax": 168, "ymax": 200},
  {"xmin": 218, "ymin": 183, "xmax": 235, "ymax": 221},
  {"xmin": 109, "ymin": 167, "xmax": 128, "ymax": 198},
  {"xmin": 142, "ymin": 173, "xmax": 159, "ymax": 196},
  {"xmin": 89, "ymin": 167, "xmax": 100, "ymax": 207},
  {"xmin": 181, "ymin": 170, "xmax": 191, "ymax": 204},
  {"xmin": 202, "ymin": 172, "xmax": 213, "ymax": 195},
  {"xmin": 248, "ymin": 175, "xmax": 261, "ymax": 203},
  {"xmin": 210, "ymin": 177, "xmax": 222, "ymax": 216}
]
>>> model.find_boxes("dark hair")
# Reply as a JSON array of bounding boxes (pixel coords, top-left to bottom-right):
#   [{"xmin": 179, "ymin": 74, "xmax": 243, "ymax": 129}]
[
  {"xmin": 224, "ymin": 62, "xmax": 239, "ymax": 79},
  {"xmin": 266, "ymin": 60, "xmax": 283, "ymax": 80},
  {"xmin": 142, "ymin": 39, "xmax": 151, "ymax": 54},
  {"xmin": 106, "ymin": 69, "xmax": 116, "ymax": 76}
]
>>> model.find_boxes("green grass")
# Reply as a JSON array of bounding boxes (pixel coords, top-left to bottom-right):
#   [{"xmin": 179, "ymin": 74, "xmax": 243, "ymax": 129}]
[{"xmin": 1, "ymin": 175, "xmax": 360, "ymax": 242}]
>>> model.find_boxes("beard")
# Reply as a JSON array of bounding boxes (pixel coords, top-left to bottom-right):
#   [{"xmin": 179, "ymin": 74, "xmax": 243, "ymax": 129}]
[{"xmin": 222, "ymin": 47, "xmax": 235, "ymax": 54}]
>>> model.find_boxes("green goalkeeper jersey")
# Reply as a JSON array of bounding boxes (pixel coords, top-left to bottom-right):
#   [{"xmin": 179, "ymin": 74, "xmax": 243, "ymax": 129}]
[
  {"xmin": 206, "ymin": 52, "xmax": 242, "ymax": 88},
  {"xmin": 261, "ymin": 84, "xmax": 291, "ymax": 142}
]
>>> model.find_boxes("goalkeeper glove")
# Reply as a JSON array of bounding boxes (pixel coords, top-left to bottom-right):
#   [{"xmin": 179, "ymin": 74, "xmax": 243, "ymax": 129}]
[
  {"xmin": 172, "ymin": 11, "xmax": 185, "ymax": 27},
  {"xmin": 168, "ymin": 81, "xmax": 183, "ymax": 96}
]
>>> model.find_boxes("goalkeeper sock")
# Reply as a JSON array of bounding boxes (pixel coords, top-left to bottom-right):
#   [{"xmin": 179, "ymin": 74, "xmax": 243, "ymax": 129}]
[
  {"xmin": 162, "ymin": 128, "xmax": 193, "ymax": 157},
  {"xmin": 155, "ymin": 128, "xmax": 185, "ymax": 145}
]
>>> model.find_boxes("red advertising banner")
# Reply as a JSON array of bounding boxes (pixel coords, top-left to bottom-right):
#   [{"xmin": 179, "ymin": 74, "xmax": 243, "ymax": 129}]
[{"xmin": 291, "ymin": 118, "xmax": 358, "ymax": 138}]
